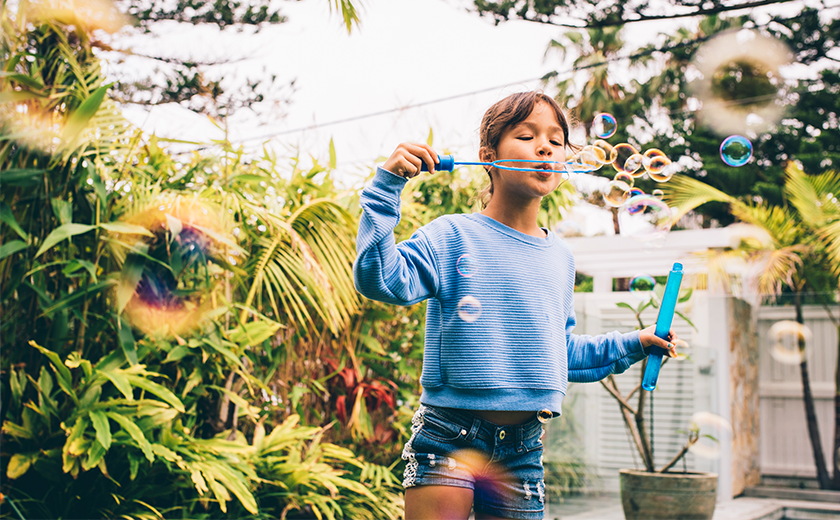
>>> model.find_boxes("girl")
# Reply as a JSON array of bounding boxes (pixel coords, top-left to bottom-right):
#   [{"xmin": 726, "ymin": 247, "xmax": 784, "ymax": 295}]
[{"xmin": 353, "ymin": 91, "xmax": 677, "ymax": 520}]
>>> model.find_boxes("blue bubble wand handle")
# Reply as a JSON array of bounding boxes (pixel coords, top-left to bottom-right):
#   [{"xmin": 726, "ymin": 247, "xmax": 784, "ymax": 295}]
[{"xmin": 641, "ymin": 262, "xmax": 684, "ymax": 391}]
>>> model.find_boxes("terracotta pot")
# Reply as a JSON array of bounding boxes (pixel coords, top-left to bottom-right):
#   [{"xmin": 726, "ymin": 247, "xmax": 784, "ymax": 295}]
[{"xmin": 619, "ymin": 469, "xmax": 718, "ymax": 520}]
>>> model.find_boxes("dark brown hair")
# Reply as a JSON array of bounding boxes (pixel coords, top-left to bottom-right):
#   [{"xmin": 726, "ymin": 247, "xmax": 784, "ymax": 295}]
[{"xmin": 476, "ymin": 91, "xmax": 578, "ymax": 208}]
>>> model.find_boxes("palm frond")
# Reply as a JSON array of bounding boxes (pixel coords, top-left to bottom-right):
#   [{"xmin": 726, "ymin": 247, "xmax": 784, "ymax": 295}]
[{"xmin": 663, "ymin": 175, "xmax": 734, "ymax": 222}]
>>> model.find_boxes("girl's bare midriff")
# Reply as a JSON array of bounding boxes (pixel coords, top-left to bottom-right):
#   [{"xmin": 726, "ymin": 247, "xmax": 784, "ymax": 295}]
[{"xmin": 466, "ymin": 410, "xmax": 535, "ymax": 425}]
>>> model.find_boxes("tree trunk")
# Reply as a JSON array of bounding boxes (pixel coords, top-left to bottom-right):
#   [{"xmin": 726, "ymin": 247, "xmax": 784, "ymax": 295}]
[{"xmin": 795, "ymin": 290, "xmax": 831, "ymax": 489}]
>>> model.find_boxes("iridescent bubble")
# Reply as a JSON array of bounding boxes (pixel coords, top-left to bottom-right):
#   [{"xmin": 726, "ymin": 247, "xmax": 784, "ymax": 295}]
[
  {"xmin": 537, "ymin": 409, "xmax": 553, "ymax": 424},
  {"xmin": 626, "ymin": 188, "xmax": 646, "ymax": 214},
  {"xmin": 768, "ymin": 320, "xmax": 811, "ymax": 365},
  {"xmin": 578, "ymin": 148, "xmax": 606, "ymax": 171},
  {"xmin": 592, "ymin": 113, "xmax": 617, "ymax": 139},
  {"xmin": 652, "ymin": 189, "xmax": 664, "ymax": 200},
  {"xmin": 610, "ymin": 143, "xmax": 641, "ymax": 175},
  {"xmin": 689, "ymin": 412, "xmax": 732, "ymax": 460},
  {"xmin": 582, "ymin": 145, "xmax": 608, "ymax": 164},
  {"xmin": 614, "ymin": 172, "xmax": 634, "ymax": 188},
  {"xmin": 643, "ymin": 148, "xmax": 666, "ymax": 161},
  {"xmin": 456, "ymin": 254, "xmax": 479, "ymax": 278},
  {"xmin": 619, "ymin": 195, "xmax": 673, "ymax": 241},
  {"xmin": 626, "ymin": 154, "xmax": 645, "ymax": 177},
  {"xmin": 458, "ymin": 296, "xmax": 482, "ymax": 323},
  {"xmin": 629, "ymin": 274, "xmax": 656, "ymax": 300},
  {"xmin": 603, "ymin": 179, "xmax": 631, "ymax": 207},
  {"xmin": 720, "ymin": 135, "xmax": 753, "ymax": 167}
]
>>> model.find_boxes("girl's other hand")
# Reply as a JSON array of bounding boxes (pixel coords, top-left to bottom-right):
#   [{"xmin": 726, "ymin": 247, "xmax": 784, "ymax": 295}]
[
  {"xmin": 639, "ymin": 325, "xmax": 678, "ymax": 358},
  {"xmin": 383, "ymin": 142, "xmax": 439, "ymax": 178}
]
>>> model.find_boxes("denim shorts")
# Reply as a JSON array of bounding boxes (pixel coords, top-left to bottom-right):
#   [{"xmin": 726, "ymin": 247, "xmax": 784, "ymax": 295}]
[{"xmin": 401, "ymin": 404, "xmax": 546, "ymax": 520}]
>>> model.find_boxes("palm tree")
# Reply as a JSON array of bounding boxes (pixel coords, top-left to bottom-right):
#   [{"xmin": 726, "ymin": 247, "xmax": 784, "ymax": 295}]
[{"xmin": 665, "ymin": 163, "xmax": 840, "ymax": 489}]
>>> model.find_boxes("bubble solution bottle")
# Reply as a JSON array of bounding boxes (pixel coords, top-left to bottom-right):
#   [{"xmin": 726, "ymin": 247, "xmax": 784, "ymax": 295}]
[{"xmin": 641, "ymin": 262, "xmax": 684, "ymax": 391}]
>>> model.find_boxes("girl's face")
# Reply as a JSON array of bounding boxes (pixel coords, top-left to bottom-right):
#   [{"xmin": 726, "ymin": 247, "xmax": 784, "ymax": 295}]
[{"xmin": 484, "ymin": 101, "xmax": 568, "ymax": 201}]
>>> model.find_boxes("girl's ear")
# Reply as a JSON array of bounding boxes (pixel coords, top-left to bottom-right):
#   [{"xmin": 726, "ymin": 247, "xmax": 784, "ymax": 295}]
[{"xmin": 479, "ymin": 147, "xmax": 495, "ymax": 164}]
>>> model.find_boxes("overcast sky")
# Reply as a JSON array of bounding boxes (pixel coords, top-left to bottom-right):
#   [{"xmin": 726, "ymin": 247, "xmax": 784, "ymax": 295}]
[{"xmin": 114, "ymin": 0, "xmax": 836, "ymax": 193}]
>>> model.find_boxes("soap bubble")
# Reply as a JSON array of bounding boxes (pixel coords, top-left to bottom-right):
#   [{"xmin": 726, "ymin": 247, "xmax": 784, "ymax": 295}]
[
  {"xmin": 610, "ymin": 143, "xmax": 642, "ymax": 175},
  {"xmin": 643, "ymin": 235, "xmax": 667, "ymax": 251},
  {"xmin": 652, "ymin": 189, "xmax": 664, "ymax": 200},
  {"xmin": 456, "ymin": 254, "xmax": 479, "ymax": 278},
  {"xmin": 592, "ymin": 113, "xmax": 617, "ymax": 139},
  {"xmin": 720, "ymin": 135, "xmax": 753, "ymax": 167},
  {"xmin": 768, "ymin": 320, "xmax": 810, "ymax": 365},
  {"xmin": 643, "ymin": 148, "xmax": 666, "ymax": 161},
  {"xmin": 614, "ymin": 172, "xmax": 634, "ymax": 188},
  {"xmin": 629, "ymin": 274, "xmax": 656, "ymax": 300},
  {"xmin": 689, "ymin": 412, "xmax": 732, "ymax": 459},
  {"xmin": 458, "ymin": 296, "xmax": 482, "ymax": 323},
  {"xmin": 592, "ymin": 140, "xmax": 615, "ymax": 163},
  {"xmin": 117, "ymin": 196, "xmax": 241, "ymax": 337},
  {"xmin": 625, "ymin": 188, "xmax": 646, "ymax": 213},
  {"xmin": 579, "ymin": 145, "xmax": 608, "ymax": 168},
  {"xmin": 619, "ymin": 195, "xmax": 673, "ymax": 241},
  {"xmin": 603, "ymin": 179, "xmax": 631, "ymax": 207},
  {"xmin": 537, "ymin": 409, "xmax": 553, "ymax": 424},
  {"xmin": 691, "ymin": 30, "xmax": 791, "ymax": 135}
]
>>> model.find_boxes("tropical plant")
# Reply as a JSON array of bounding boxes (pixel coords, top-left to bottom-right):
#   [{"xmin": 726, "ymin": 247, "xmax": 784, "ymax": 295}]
[
  {"xmin": 665, "ymin": 162, "xmax": 840, "ymax": 488},
  {"xmin": 0, "ymin": 2, "xmax": 406, "ymax": 517}
]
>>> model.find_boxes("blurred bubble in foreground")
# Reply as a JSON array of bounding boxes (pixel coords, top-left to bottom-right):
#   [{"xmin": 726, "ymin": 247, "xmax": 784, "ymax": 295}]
[
  {"xmin": 768, "ymin": 320, "xmax": 811, "ymax": 365},
  {"xmin": 689, "ymin": 412, "xmax": 732, "ymax": 459},
  {"xmin": 458, "ymin": 296, "xmax": 482, "ymax": 323},
  {"xmin": 629, "ymin": 274, "xmax": 656, "ymax": 300},
  {"xmin": 115, "ymin": 195, "xmax": 241, "ymax": 337}
]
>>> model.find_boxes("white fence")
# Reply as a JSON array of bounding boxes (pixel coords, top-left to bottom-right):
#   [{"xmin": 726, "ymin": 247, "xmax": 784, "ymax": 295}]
[{"xmin": 758, "ymin": 303, "xmax": 838, "ymax": 478}]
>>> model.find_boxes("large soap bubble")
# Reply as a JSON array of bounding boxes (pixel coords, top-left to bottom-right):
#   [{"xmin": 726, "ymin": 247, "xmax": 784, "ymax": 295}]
[
  {"xmin": 691, "ymin": 30, "xmax": 792, "ymax": 135},
  {"xmin": 619, "ymin": 195, "xmax": 673, "ymax": 241}
]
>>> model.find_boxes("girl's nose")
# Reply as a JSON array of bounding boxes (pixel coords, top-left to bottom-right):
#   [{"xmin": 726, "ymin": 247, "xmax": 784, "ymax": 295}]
[{"xmin": 537, "ymin": 141, "xmax": 553, "ymax": 156}]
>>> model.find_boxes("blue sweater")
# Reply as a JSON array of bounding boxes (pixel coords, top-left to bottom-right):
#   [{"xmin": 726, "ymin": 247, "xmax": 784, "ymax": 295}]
[{"xmin": 354, "ymin": 168, "xmax": 646, "ymax": 414}]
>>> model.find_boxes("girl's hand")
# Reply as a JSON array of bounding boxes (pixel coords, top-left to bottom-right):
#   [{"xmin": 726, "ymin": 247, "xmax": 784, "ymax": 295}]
[
  {"xmin": 639, "ymin": 325, "xmax": 678, "ymax": 358},
  {"xmin": 383, "ymin": 142, "xmax": 439, "ymax": 178}
]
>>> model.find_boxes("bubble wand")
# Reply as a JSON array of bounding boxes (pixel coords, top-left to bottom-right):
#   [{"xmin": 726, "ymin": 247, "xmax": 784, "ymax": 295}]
[
  {"xmin": 420, "ymin": 154, "xmax": 598, "ymax": 174},
  {"xmin": 641, "ymin": 262, "xmax": 684, "ymax": 391}
]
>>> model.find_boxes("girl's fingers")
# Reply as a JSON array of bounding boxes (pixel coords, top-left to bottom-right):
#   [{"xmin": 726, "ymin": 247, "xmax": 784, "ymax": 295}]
[{"xmin": 405, "ymin": 143, "xmax": 438, "ymax": 173}]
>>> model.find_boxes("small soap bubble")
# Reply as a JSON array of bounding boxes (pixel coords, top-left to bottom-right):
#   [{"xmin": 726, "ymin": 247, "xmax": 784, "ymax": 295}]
[
  {"xmin": 619, "ymin": 195, "xmax": 673, "ymax": 241},
  {"xmin": 456, "ymin": 254, "xmax": 479, "ymax": 278},
  {"xmin": 647, "ymin": 157, "xmax": 674, "ymax": 182},
  {"xmin": 614, "ymin": 172, "xmax": 634, "ymax": 188},
  {"xmin": 768, "ymin": 320, "xmax": 811, "ymax": 365},
  {"xmin": 652, "ymin": 189, "xmax": 664, "ymax": 200},
  {"xmin": 537, "ymin": 409, "xmax": 553, "ymax": 424},
  {"xmin": 592, "ymin": 113, "xmax": 617, "ymax": 139},
  {"xmin": 603, "ymin": 179, "xmax": 631, "ymax": 207},
  {"xmin": 629, "ymin": 274, "xmax": 656, "ymax": 300},
  {"xmin": 720, "ymin": 135, "xmax": 753, "ymax": 167},
  {"xmin": 689, "ymin": 412, "xmax": 732, "ymax": 459},
  {"xmin": 610, "ymin": 143, "xmax": 641, "ymax": 175},
  {"xmin": 458, "ymin": 296, "xmax": 482, "ymax": 323}
]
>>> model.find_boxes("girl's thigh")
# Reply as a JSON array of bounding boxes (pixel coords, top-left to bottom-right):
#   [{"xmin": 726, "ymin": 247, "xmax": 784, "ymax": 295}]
[{"xmin": 404, "ymin": 485, "xmax": 474, "ymax": 520}]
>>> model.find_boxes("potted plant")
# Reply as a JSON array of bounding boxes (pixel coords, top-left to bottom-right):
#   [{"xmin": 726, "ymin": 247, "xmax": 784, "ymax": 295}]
[{"xmin": 606, "ymin": 283, "xmax": 719, "ymax": 520}]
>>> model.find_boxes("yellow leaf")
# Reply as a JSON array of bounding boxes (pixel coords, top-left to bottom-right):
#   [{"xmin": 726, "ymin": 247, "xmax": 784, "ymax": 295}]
[{"xmin": 6, "ymin": 453, "xmax": 34, "ymax": 479}]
